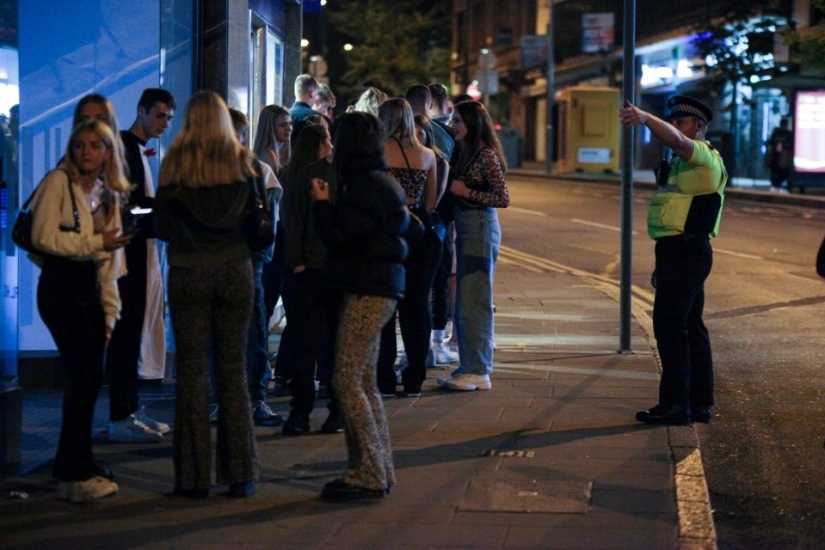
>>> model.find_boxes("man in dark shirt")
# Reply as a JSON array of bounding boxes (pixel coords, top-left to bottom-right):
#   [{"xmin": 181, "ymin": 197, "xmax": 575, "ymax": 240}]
[{"xmin": 107, "ymin": 88, "xmax": 175, "ymax": 443}]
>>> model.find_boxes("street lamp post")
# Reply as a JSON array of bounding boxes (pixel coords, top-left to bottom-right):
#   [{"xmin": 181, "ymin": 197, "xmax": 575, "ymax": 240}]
[
  {"xmin": 545, "ymin": 2, "xmax": 554, "ymax": 174},
  {"xmin": 619, "ymin": 0, "xmax": 637, "ymax": 353}
]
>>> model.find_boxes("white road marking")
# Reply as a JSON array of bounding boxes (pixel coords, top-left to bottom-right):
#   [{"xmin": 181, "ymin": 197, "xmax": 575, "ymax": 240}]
[
  {"xmin": 572, "ymin": 218, "xmax": 638, "ymax": 234},
  {"xmin": 507, "ymin": 206, "xmax": 547, "ymax": 216},
  {"xmin": 713, "ymin": 248, "xmax": 763, "ymax": 260}
]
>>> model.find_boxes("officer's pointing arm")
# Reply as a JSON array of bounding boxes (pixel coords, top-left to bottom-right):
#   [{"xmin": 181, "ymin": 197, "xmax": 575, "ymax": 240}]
[{"xmin": 620, "ymin": 100, "xmax": 695, "ymax": 161}]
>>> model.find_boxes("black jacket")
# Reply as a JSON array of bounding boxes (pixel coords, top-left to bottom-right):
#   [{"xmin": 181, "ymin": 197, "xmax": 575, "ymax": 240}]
[
  {"xmin": 313, "ymin": 169, "xmax": 409, "ymax": 299},
  {"xmin": 153, "ymin": 180, "xmax": 250, "ymax": 267}
]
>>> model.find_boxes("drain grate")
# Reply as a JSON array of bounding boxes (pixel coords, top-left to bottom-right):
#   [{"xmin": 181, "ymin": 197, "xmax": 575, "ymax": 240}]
[{"xmin": 480, "ymin": 449, "xmax": 536, "ymax": 458}]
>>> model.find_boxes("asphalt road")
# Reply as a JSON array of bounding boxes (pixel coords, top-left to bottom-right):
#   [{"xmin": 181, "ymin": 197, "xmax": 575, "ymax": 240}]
[{"xmin": 501, "ymin": 175, "xmax": 825, "ymax": 550}]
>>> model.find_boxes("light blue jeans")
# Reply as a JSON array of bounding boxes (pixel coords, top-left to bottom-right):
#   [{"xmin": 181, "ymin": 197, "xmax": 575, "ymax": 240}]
[{"xmin": 454, "ymin": 206, "xmax": 501, "ymax": 376}]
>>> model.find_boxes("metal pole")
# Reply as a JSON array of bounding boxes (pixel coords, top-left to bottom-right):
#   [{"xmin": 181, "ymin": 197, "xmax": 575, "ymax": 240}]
[
  {"xmin": 545, "ymin": 1, "xmax": 555, "ymax": 174},
  {"xmin": 619, "ymin": 0, "xmax": 636, "ymax": 352}
]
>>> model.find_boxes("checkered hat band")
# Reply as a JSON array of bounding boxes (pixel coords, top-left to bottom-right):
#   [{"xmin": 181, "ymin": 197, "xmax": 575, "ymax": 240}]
[{"xmin": 671, "ymin": 104, "xmax": 707, "ymax": 122}]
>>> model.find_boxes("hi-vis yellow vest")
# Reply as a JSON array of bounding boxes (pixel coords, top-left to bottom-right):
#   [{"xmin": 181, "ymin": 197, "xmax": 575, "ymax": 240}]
[{"xmin": 647, "ymin": 140, "xmax": 727, "ymax": 240}]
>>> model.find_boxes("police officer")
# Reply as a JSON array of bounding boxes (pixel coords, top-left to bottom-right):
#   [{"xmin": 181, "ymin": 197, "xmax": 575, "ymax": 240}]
[{"xmin": 620, "ymin": 95, "xmax": 727, "ymax": 425}]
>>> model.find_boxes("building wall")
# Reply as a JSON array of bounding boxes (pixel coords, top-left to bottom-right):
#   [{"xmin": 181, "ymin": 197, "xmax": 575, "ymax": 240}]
[
  {"xmin": 12, "ymin": 0, "xmax": 295, "ymax": 356},
  {"xmin": 453, "ymin": 0, "xmax": 800, "ymax": 170}
]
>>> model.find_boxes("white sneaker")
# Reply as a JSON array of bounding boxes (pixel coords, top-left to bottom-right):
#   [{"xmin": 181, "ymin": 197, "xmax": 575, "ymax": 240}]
[
  {"xmin": 444, "ymin": 373, "xmax": 491, "ymax": 391},
  {"xmin": 56, "ymin": 476, "xmax": 118, "ymax": 503},
  {"xmin": 135, "ymin": 406, "xmax": 170, "ymax": 434},
  {"xmin": 436, "ymin": 367, "xmax": 466, "ymax": 387},
  {"xmin": 109, "ymin": 414, "xmax": 163, "ymax": 443},
  {"xmin": 433, "ymin": 342, "xmax": 459, "ymax": 364}
]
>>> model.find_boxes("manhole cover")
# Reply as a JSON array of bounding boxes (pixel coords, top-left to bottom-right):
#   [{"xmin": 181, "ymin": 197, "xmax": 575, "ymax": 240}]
[{"xmin": 459, "ymin": 478, "xmax": 592, "ymax": 514}]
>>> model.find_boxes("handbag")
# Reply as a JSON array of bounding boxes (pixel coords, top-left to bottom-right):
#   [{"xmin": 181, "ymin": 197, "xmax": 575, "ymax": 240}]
[
  {"xmin": 816, "ymin": 234, "xmax": 825, "ymax": 278},
  {"xmin": 242, "ymin": 168, "xmax": 275, "ymax": 252},
  {"xmin": 13, "ymin": 170, "xmax": 79, "ymax": 254}
]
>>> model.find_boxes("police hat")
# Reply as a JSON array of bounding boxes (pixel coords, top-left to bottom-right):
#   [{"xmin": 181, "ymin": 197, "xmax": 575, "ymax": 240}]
[{"xmin": 666, "ymin": 95, "xmax": 713, "ymax": 124}]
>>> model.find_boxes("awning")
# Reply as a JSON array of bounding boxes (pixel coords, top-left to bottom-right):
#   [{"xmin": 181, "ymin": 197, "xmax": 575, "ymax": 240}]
[{"xmin": 751, "ymin": 74, "xmax": 825, "ymax": 90}]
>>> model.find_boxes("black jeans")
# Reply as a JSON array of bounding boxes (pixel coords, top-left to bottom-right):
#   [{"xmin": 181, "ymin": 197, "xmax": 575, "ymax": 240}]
[
  {"xmin": 430, "ymin": 221, "xmax": 454, "ymax": 331},
  {"xmin": 38, "ymin": 256, "xmax": 106, "ymax": 481},
  {"xmin": 377, "ymin": 230, "xmax": 443, "ymax": 394},
  {"xmin": 246, "ymin": 260, "xmax": 271, "ymax": 403},
  {"xmin": 105, "ymin": 236, "xmax": 147, "ymax": 421},
  {"xmin": 652, "ymin": 236, "xmax": 714, "ymax": 408},
  {"xmin": 281, "ymin": 268, "xmax": 339, "ymax": 415}
]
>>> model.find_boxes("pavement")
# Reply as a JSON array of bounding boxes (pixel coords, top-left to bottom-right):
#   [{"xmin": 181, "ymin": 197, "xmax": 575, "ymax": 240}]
[
  {"xmin": 4, "ymin": 165, "xmax": 824, "ymax": 549},
  {"xmin": 0, "ymin": 251, "xmax": 717, "ymax": 549}
]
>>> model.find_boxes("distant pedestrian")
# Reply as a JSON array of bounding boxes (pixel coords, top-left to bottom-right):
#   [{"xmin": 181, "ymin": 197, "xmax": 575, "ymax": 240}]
[
  {"xmin": 311, "ymin": 112, "xmax": 408, "ymax": 502},
  {"xmin": 766, "ymin": 118, "xmax": 793, "ymax": 193},
  {"xmin": 154, "ymin": 91, "xmax": 260, "ymax": 498},
  {"xmin": 32, "ymin": 119, "xmax": 132, "ymax": 502},
  {"xmin": 439, "ymin": 100, "xmax": 509, "ymax": 392},
  {"xmin": 620, "ymin": 95, "xmax": 727, "ymax": 425}
]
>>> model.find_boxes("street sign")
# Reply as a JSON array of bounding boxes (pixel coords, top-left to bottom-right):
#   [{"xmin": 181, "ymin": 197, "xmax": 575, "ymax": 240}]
[
  {"xmin": 475, "ymin": 69, "xmax": 498, "ymax": 95},
  {"xmin": 521, "ymin": 35, "xmax": 549, "ymax": 69},
  {"xmin": 478, "ymin": 49, "xmax": 497, "ymax": 70}
]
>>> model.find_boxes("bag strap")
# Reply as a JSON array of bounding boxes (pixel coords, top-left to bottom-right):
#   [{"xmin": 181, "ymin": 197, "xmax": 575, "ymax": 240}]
[
  {"xmin": 20, "ymin": 169, "xmax": 80, "ymax": 232},
  {"xmin": 391, "ymin": 136, "xmax": 413, "ymax": 170},
  {"xmin": 61, "ymin": 169, "xmax": 81, "ymax": 233}
]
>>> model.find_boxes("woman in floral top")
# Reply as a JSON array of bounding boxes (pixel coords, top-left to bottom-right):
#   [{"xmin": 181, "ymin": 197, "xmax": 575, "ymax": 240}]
[{"xmin": 439, "ymin": 100, "xmax": 509, "ymax": 392}]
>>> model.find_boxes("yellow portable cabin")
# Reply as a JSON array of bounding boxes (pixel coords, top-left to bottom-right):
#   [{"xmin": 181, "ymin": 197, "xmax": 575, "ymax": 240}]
[{"xmin": 555, "ymin": 86, "xmax": 621, "ymax": 174}]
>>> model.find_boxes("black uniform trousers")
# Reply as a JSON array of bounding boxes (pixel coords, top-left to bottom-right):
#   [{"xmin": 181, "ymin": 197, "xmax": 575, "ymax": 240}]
[{"xmin": 652, "ymin": 235, "xmax": 714, "ymax": 409}]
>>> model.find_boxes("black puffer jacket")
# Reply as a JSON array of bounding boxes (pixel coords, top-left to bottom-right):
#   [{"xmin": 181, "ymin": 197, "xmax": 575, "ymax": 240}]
[{"xmin": 313, "ymin": 169, "xmax": 409, "ymax": 299}]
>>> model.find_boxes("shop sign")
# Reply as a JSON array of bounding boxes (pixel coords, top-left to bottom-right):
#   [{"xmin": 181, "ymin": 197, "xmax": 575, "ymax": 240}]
[
  {"xmin": 583, "ymin": 13, "xmax": 614, "ymax": 54},
  {"xmin": 521, "ymin": 35, "xmax": 549, "ymax": 69},
  {"xmin": 578, "ymin": 147, "xmax": 611, "ymax": 164}
]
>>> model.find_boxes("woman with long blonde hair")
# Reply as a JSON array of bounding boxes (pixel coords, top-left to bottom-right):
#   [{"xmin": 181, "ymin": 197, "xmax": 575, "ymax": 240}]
[
  {"xmin": 154, "ymin": 91, "xmax": 260, "ymax": 498},
  {"xmin": 376, "ymin": 98, "xmax": 441, "ymax": 397},
  {"xmin": 31, "ymin": 118, "xmax": 132, "ymax": 502},
  {"xmin": 253, "ymin": 104, "xmax": 292, "ymax": 177}
]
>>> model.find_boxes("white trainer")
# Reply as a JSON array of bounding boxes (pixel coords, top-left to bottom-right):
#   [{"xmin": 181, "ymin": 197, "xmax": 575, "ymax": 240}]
[
  {"xmin": 444, "ymin": 373, "xmax": 491, "ymax": 391},
  {"xmin": 109, "ymin": 414, "xmax": 163, "ymax": 443},
  {"xmin": 436, "ymin": 367, "xmax": 466, "ymax": 387},
  {"xmin": 56, "ymin": 476, "xmax": 118, "ymax": 503},
  {"xmin": 433, "ymin": 342, "xmax": 459, "ymax": 364},
  {"xmin": 135, "ymin": 406, "xmax": 170, "ymax": 434}
]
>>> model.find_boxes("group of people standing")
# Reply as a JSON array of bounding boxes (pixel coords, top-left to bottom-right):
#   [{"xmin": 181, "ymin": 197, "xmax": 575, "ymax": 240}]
[{"xmin": 26, "ymin": 73, "xmax": 510, "ymax": 505}]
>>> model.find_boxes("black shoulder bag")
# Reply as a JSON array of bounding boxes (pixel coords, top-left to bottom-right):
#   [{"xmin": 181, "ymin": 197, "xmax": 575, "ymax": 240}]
[
  {"xmin": 242, "ymin": 166, "xmax": 275, "ymax": 252},
  {"xmin": 13, "ymin": 171, "xmax": 80, "ymax": 254}
]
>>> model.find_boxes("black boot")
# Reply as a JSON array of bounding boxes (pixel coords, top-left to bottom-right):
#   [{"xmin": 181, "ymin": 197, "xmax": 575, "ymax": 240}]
[
  {"xmin": 281, "ymin": 410, "xmax": 311, "ymax": 435},
  {"xmin": 635, "ymin": 404, "xmax": 691, "ymax": 425}
]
